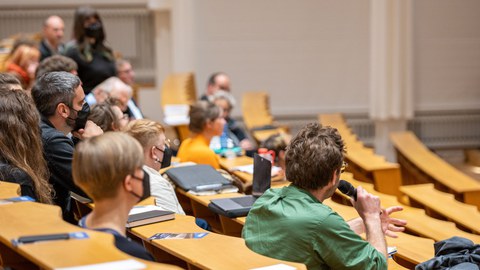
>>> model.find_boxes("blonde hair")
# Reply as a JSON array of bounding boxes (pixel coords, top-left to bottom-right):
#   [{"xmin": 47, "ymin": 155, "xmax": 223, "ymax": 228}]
[
  {"xmin": 124, "ymin": 119, "xmax": 165, "ymax": 150},
  {"xmin": 7, "ymin": 44, "xmax": 40, "ymax": 70},
  {"xmin": 72, "ymin": 132, "xmax": 143, "ymax": 200}
]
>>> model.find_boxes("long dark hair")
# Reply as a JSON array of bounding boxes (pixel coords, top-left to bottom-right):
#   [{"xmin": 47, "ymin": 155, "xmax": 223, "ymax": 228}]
[
  {"xmin": 0, "ymin": 89, "xmax": 52, "ymax": 203},
  {"xmin": 72, "ymin": 6, "xmax": 113, "ymax": 60}
]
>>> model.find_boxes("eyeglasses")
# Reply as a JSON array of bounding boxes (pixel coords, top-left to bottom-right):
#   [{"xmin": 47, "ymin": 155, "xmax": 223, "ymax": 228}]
[
  {"xmin": 340, "ymin": 161, "xmax": 348, "ymax": 173},
  {"xmin": 130, "ymin": 169, "xmax": 144, "ymax": 181},
  {"xmin": 154, "ymin": 145, "xmax": 165, "ymax": 153}
]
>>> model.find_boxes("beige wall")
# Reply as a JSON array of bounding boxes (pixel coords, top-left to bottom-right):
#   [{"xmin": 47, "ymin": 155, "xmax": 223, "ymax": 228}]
[
  {"xmin": 1, "ymin": 0, "xmax": 479, "ymax": 119},
  {"xmin": 192, "ymin": 0, "xmax": 370, "ymax": 117},
  {"xmin": 413, "ymin": 0, "xmax": 480, "ymax": 112}
]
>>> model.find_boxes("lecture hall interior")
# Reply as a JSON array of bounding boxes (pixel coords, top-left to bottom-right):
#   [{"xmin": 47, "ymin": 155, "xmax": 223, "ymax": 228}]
[{"xmin": 0, "ymin": 0, "xmax": 479, "ymax": 269}]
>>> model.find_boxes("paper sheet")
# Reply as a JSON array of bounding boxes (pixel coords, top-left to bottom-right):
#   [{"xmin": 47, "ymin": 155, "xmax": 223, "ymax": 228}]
[{"xmin": 55, "ymin": 259, "xmax": 145, "ymax": 270}]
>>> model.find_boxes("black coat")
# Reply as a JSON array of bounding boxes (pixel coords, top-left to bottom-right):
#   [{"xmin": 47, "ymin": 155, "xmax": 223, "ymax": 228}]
[
  {"xmin": 40, "ymin": 117, "xmax": 89, "ymax": 221},
  {"xmin": 416, "ymin": 236, "xmax": 480, "ymax": 270}
]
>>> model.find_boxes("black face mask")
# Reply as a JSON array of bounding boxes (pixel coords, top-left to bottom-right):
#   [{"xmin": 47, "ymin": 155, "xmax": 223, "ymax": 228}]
[
  {"xmin": 67, "ymin": 103, "xmax": 90, "ymax": 131},
  {"xmin": 130, "ymin": 169, "xmax": 151, "ymax": 202},
  {"xmin": 84, "ymin": 22, "xmax": 103, "ymax": 40},
  {"xmin": 160, "ymin": 146, "xmax": 172, "ymax": 169}
]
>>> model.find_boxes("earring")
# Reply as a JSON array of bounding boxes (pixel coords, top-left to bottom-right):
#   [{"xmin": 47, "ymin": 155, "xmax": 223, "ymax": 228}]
[{"xmin": 155, "ymin": 158, "xmax": 161, "ymax": 163}]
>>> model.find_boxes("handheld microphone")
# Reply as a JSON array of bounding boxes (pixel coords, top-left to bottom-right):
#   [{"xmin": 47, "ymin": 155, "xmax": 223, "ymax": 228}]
[{"xmin": 338, "ymin": 180, "xmax": 357, "ymax": 201}]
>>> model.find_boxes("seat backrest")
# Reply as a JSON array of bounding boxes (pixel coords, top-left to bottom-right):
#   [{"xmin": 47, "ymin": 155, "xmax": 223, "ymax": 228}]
[
  {"xmin": 241, "ymin": 91, "xmax": 274, "ymax": 130},
  {"xmin": 161, "ymin": 72, "xmax": 197, "ymax": 108}
]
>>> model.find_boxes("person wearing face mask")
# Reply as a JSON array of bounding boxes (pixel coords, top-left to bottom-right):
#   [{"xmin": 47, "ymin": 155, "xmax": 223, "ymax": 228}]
[
  {"xmin": 124, "ymin": 119, "xmax": 184, "ymax": 214},
  {"xmin": 72, "ymin": 132, "xmax": 154, "ymax": 261},
  {"xmin": 64, "ymin": 6, "xmax": 116, "ymax": 95},
  {"xmin": 31, "ymin": 71, "xmax": 103, "ymax": 223}
]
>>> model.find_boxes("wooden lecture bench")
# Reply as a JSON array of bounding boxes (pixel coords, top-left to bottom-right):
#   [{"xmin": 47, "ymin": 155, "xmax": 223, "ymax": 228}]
[
  {"xmin": 0, "ymin": 181, "xmax": 20, "ymax": 199},
  {"xmin": 174, "ymin": 188, "xmax": 246, "ymax": 236},
  {"xmin": 319, "ymin": 114, "xmax": 403, "ymax": 197},
  {"xmin": 391, "ymin": 131, "xmax": 480, "ymax": 210},
  {"xmin": 0, "ymin": 202, "xmax": 180, "ymax": 270},
  {"xmin": 241, "ymin": 91, "xmax": 289, "ymax": 143},
  {"xmin": 400, "ymin": 183, "xmax": 480, "ymax": 234},
  {"xmin": 338, "ymin": 174, "xmax": 480, "ymax": 243},
  {"xmin": 129, "ymin": 214, "xmax": 307, "ymax": 270}
]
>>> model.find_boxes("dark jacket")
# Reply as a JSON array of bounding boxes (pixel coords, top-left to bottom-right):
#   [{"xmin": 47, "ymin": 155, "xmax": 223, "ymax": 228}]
[
  {"xmin": 0, "ymin": 160, "xmax": 36, "ymax": 200},
  {"xmin": 416, "ymin": 236, "xmax": 480, "ymax": 270},
  {"xmin": 64, "ymin": 43, "xmax": 116, "ymax": 95},
  {"xmin": 40, "ymin": 117, "xmax": 88, "ymax": 221},
  {"xmin": 39, "ymin": 39, "xmax": 64, "ymax": 61}
]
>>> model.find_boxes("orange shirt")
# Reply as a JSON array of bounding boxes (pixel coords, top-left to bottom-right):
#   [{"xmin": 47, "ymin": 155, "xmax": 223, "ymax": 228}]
[{"xmin": 177, "ymin": 134, "xmax": 220, "ymax": 169}]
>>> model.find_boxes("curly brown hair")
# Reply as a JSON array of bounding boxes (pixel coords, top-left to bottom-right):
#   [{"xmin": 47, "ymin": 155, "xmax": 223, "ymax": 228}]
[
  {"xmin": 285, "ymin": 123, "xmax": 345, "ymax": 190},
  {"xmin": 0, "ymin": 89, "xmax": 52, "ymax": 203}
]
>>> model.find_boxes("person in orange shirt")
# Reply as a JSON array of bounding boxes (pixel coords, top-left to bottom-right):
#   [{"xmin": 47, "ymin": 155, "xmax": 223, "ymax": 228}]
[{"xmin": 177, "ymin": 101, "xmax": 226, "ymax": 169}]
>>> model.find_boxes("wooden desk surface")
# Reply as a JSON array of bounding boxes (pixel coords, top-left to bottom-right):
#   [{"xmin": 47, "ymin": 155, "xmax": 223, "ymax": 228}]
[
  {"xmin": 130, "ymin": 214, "xmax": 306, "ymax": 270},
  {"xmin": 0, "ymin": 202, "xmax": 180, "ymax": 269},
  {"xmin": 341, "ymin": 174, "xmax": 480, "ymax": 243},
  {"xmin": 251, "ymin": 128, "xmax": 287, "ymax": 143},
  {"xmin": 0, "ymin": 181, "xmax": 20, "ymax": 199},
  {"xmin": 320, "ymin": 199, "xmax": 434, "ymax": 266},
  {"xmin": 400, "ymin": 184, "xmax": 480, "ymax": 234},
  {"xmin": 176, "ymin": 188, "xmax": 244, "ymax": 207},
  {"xmin": 391, "ymin": 131, "xmax": 480, "ymax": 193}
]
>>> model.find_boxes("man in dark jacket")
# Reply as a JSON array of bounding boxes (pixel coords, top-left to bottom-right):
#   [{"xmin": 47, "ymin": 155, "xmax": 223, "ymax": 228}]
[
  {"xmin": 39, "ymin": 15, "xmax": 65, "ymax": 61},
  {"xmin": 31, "ymin": 71, "xmax": 103, "ymax": 222}
]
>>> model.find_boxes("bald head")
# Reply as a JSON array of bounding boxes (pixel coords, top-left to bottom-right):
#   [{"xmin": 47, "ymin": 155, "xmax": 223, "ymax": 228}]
[
  {"xmin": 43, "ymin": 15, "xmax": 64, "ymax": 48},
  {"xmin": 207, "ymin": 72, "xmax": 231, "ymax": 96}
]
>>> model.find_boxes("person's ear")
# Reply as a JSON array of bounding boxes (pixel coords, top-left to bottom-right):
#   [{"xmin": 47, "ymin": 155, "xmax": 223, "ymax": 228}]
[
  {"xmin": 123, "ymin": 175, "xmax": 134, "ymax": 192},
  {"xmin": 150, "ymin": 146, "xmax": 158, "ymax": 161},
  {"xmin": 205, "ymin": 120, "xmax": 213, "ymax": 129},
  {"xmin": 57, "ymin": 103, "xmax": 70, "ymax": 118},
  {"xmin": 279, "ymin": 150, "xmax": 286, "ymax": 160}
]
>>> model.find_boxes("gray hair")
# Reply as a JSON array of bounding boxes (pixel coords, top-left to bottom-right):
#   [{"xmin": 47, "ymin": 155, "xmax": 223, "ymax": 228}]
[
  {"xmin": 210, "ymin": 90, "xmax": 236, "ymax": 109},
  {"xmin": 32, "ymin": 71, "xmax": 81, "ymax": 117},
  {"xmin": 93, "ymin": 76, "xmax": 132, "ymax": 97}
]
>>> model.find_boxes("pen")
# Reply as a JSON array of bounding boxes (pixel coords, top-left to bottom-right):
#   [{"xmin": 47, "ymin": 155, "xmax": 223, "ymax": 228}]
[{"xmin": 15, "ymin": 233, "xmax": 70, "ymax": 245}]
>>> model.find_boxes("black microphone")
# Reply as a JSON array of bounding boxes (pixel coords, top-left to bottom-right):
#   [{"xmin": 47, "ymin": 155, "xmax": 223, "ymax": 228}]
[{"xmin": 338, "ymin": 180, "xmax": 357, "ymax": 201}]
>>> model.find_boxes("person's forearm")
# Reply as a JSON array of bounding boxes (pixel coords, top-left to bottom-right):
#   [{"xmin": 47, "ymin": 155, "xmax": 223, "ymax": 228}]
[
  {"xmin": 347, "ymin": 217, "xmax": 365, "ymax": 235},
  {"xmin": 364, "ymin": 215, "xmax": 387, "ymax": 258}
]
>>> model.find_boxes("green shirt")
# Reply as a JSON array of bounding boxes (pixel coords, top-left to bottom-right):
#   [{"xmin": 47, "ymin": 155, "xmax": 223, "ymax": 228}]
[{"xmin": 242, "ymin": 185, "xmax": 387, "ymax": 270}]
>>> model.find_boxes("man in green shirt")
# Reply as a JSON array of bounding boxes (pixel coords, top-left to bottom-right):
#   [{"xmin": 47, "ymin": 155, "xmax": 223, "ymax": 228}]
[{"xmin": 243, "ymin": 123, "xmax": 406, "ymax": 269}]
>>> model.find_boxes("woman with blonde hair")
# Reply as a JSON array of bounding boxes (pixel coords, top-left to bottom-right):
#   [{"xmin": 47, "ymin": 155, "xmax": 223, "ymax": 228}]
[
  {"xmin": 0, "ymin": 88, "xmax": 52, "ymax": 203},
  {"xmin": 73, "ymin": 132, "xmax": 154, "ymax": 260},
  {"xmin": 5, "ymin": 44, "xmax": 40, "ymax": 90},
  {"xmin": 177, "ymin": 101, "xmax": 226, "ymax": 169}
]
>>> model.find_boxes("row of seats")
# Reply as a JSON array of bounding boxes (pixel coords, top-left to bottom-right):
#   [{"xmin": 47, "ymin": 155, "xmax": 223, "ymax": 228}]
[
  {"xmin": 160, "ymin": 72, "xmax": 288, "ymax": 144},
  {"xmin": 318, "ymin": 114, "xmax": 480, "ymax": 233}
]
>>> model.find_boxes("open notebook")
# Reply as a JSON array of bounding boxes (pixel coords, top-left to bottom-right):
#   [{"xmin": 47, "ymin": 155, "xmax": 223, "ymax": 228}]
[{"xmin": 208, "ymin": 154, "xmax": 271, "ymax": 217}]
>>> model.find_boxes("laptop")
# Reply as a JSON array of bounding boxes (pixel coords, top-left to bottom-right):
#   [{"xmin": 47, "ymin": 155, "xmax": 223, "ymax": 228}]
[
  {"xmin": 208, "ymin": 154, "xmax": 271, "ymax": 217},
  {"xmin": 165, "ymin": 164, "xmax": 232, "ymax": 192}
]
